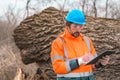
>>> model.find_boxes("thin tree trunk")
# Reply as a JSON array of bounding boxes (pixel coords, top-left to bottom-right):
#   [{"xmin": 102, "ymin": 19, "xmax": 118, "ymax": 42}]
[
  {"xmin": 93, "ymin": 0, "xmax": 97, "ymax": 17},
  {"xmin": 26, "ymin": 0, "xmax": 31, "ymax": 17},
  {"xmin": 82, "ymin": 0, "xmax": 86, "ymax": 13},
  {"xmin": 105, "ymin": 0, "xmax": 108, "ymax": 18}
]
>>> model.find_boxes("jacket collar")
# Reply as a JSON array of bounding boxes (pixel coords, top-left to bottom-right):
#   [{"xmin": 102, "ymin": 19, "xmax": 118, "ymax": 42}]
[{"xmin": 59, "ymin": 28, "xmax": 84, "ymax": 40}]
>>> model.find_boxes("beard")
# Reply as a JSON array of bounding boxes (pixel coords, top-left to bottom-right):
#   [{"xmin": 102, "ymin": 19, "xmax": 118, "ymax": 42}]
[{"xmin": 72, "ymin": 32, "xmax": 80, "ymax": 38}]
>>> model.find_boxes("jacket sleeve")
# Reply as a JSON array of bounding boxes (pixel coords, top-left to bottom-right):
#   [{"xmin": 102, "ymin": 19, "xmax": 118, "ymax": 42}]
[{"xmin": 50, "ymin": 38, "xmax": 79, "ymax": 74}]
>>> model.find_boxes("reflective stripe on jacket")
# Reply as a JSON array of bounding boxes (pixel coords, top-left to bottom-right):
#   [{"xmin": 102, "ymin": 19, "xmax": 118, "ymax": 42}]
[
  {"xmin": 57, "ymin": 75, "xmax": 94, "ymax": 80},
  {"xmin": 50, "ymin": 28, "xmax": 97, "ymax": 76}
]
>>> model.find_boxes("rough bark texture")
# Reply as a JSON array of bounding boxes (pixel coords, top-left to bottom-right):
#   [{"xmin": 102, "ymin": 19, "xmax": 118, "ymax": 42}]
[
  {"xmin": 13, "ymin": 7, "xmax": 65, "ymax": 64},
  {"xmin": 13, "ymin": 7, "xmax": 120, "ymax": 80}
]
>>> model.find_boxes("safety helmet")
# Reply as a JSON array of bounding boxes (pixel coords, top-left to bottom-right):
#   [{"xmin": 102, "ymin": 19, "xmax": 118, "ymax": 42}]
[{"xmin": 65, "ymin": 9, "xmax": 86, "ymax": 25}]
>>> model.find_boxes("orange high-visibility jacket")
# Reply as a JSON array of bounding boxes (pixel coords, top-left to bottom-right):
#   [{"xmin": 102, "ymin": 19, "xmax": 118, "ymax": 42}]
[{"xmin": 50, "ymin": 28, "xmax": 97, "ymax": 75}]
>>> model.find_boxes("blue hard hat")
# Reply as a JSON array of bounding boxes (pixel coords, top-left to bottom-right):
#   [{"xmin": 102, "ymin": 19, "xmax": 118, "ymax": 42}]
[{"xmin": 65, "ymin": 9, "xmax": 86, "ymax": 25}]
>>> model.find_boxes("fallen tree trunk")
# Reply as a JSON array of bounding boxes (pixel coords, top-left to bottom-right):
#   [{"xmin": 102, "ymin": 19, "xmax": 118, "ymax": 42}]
[{"xmin": 13, "ymin": 7, "xmax": 120, "ymax": 80}]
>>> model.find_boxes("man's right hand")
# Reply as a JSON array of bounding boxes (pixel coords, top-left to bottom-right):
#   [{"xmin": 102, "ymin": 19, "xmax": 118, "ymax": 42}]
[{"xmin": 78, "ymin": 53, "xmax": 94, "ymax": 65}]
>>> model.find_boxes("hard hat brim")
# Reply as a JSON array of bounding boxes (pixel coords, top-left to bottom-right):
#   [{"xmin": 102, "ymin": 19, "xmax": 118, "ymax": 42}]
[{"xmin": 66, "ymin": 19, "xmax": 86, "ymax": 25}]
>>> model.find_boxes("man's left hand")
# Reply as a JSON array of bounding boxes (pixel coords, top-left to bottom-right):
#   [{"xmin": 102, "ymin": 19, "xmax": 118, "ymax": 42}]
[{"xmin": 99, "ymin": 55, "xmax": 110, "ymax": 66}]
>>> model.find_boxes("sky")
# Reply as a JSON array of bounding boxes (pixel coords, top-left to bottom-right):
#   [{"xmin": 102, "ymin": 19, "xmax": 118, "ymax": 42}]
[
  {"xmin": 0, "ymin": 0, "xmax": 77, "ymax": 20},
  {"xmin": 0, "ymin": 0, "xmax": 105, "ymax": 21},
  {"xmin": 0, "ymin": 0, "xmax": 119, "ymax": 14},
  {"xmin": 0, "ymin": 0, "xmax": 119, "ymax": 21},
  {"xmin": 0, "ymin": 0, "xmax": 99, "ymax": 16},
  {"xmin": 0, "ymin": 0, "xmax": 29, "ymax": 21},
  {"xmin": 0, "ymin": 0, "xmax": 67, "ymax": 16},
  {"xmin": 0, "ymin": 0, "xmax": 25, "ymax": 15}
]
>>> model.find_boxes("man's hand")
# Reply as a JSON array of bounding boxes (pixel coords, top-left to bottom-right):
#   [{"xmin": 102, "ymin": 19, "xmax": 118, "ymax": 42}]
[
  {"xmin": 99, "ymin": 55, "xmax": 110, "ymax": 66},
  {"xmin": 78, "ymin": 53, "xmax": 94, "ymax": 65},
  {"xmin": 93, "ymin": 55, "xmax": 110, "ymax": 69}
]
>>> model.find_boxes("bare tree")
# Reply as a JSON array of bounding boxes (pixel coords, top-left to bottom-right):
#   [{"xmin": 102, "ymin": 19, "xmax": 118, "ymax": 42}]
[
  {"xmin": 84, "ymin": 0, "xmax": 93, "ymax": 16},
  {"xmin": 108, "ymin": 1, "xmax": 118, "ymax": 19},
  {"xmin": 93, "ymin": 0, "xmax": 97, "ymax": 17},
  {"xmin": 53, "ymin": 0, "xmax": 67, "ymax": 10},
  {"xmin": 27, "ymin": 0, "xmax": 53, "ymax": 13},
  {"xmin": 61, "ymin": 0, "xmax": 67, "ymax": 10},
  {"xmin": 5, "ymin": 5, "xmax": 18, "ymax": 27},
  {"xmin": 26, "ymin": 0, "xmax": 31, "ymax": 17},
  {"xmin": 105, "ymin": 0, "xmax": 108, "ymax": 18},
  {"xmin": 82, "ymin": 0, "xmax": 86, "ymax": 13}
]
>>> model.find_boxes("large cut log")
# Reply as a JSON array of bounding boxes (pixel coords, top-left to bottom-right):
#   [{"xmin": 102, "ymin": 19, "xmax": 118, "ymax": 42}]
[{"xmin": 13, "ymin": 7, "xmax": 120, "ymax": 80}]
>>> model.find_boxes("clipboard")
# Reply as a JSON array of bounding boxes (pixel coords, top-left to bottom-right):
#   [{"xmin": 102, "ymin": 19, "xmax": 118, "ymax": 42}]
[{"xmin": 86, "ymin": 50, "xmax": 115, "ymax": 65}]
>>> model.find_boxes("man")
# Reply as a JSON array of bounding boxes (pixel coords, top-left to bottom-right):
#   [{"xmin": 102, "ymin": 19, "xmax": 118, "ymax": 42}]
[{"xmin": 50, "ymin": 9, "xmax": 110, "ymax": 80}]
